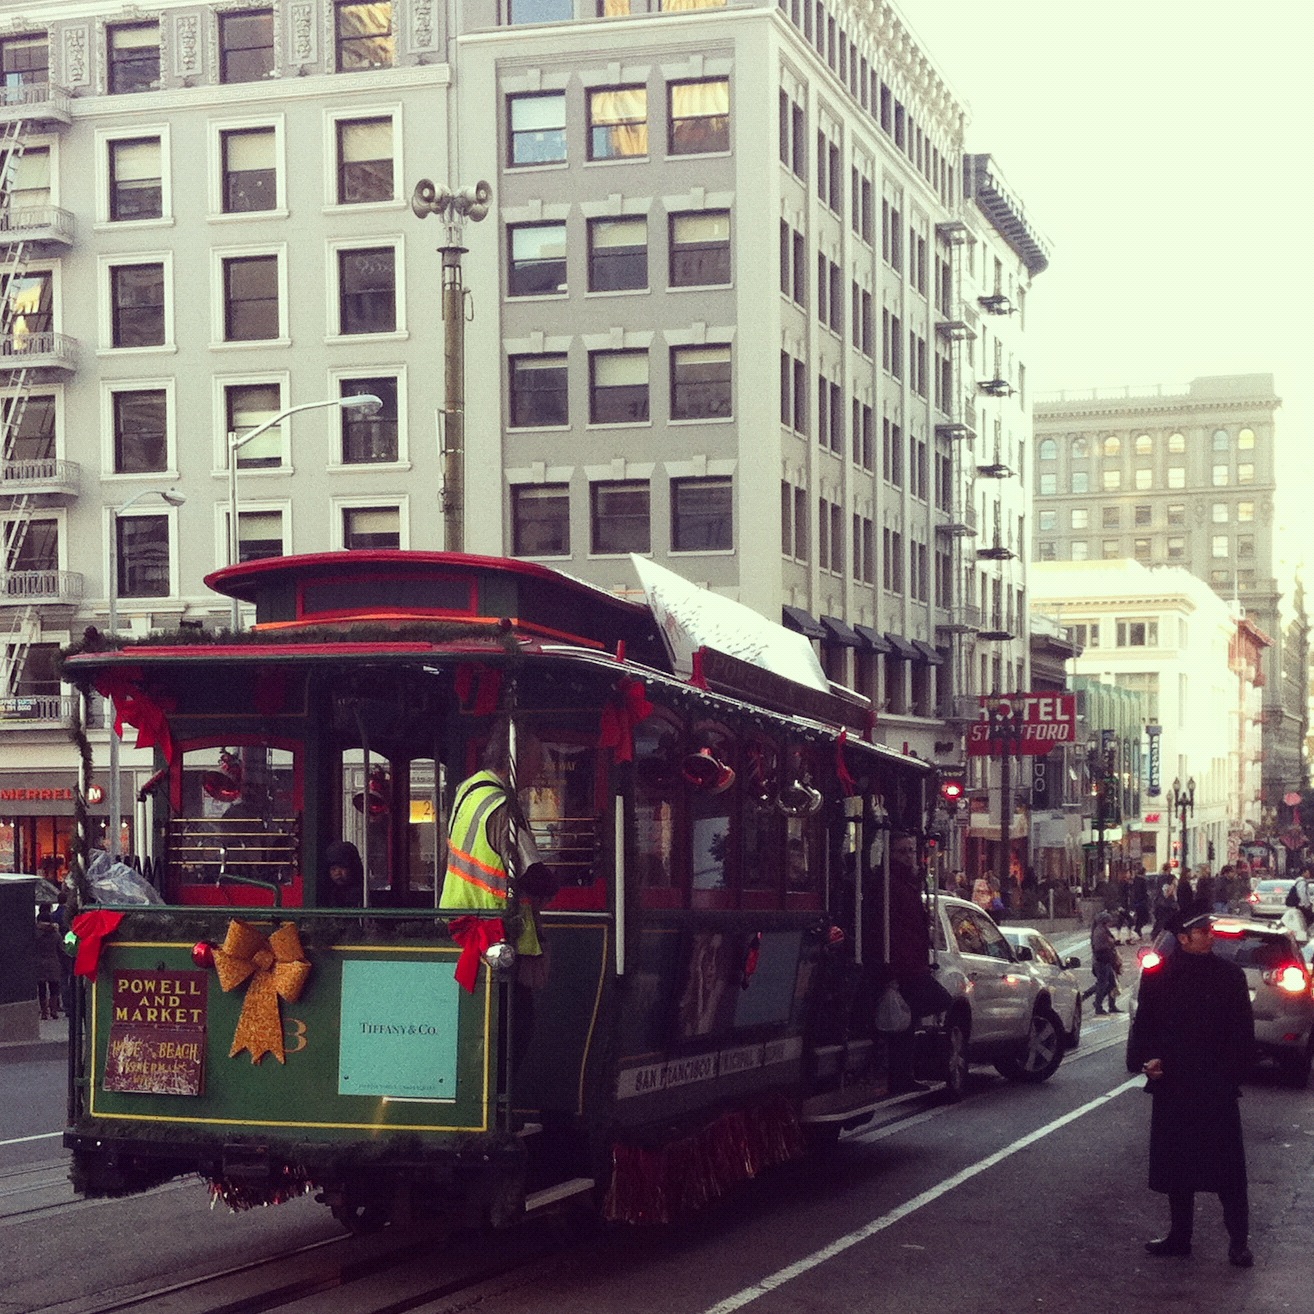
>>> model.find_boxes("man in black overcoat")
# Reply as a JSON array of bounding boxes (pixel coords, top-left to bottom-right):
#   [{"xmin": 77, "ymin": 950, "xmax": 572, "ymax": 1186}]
[{"xmin": 1126, "ymin": 908, "xmax": 1255, "ymax": 1267}]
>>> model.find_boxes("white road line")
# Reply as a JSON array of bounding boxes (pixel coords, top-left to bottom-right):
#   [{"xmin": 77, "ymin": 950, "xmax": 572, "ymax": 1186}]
[
  {"xmin": 702, "ymin": 1075, "xmax": 1142, "ymax": 1314},
  {"xmin": 0, "ymin": 1132, "xmax": 62, "ymax": 1148}
]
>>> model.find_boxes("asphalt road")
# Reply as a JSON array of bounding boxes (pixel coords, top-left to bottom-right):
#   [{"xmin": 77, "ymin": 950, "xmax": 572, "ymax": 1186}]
[{"xmin": 4, "ymin": 948, "xmax": 1311, "ymax": 1314}]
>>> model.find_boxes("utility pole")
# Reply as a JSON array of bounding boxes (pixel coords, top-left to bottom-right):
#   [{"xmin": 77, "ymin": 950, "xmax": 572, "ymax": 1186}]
[{"xmin": 411, "ymin": 179, "xmax": 491, "ymax": 554}]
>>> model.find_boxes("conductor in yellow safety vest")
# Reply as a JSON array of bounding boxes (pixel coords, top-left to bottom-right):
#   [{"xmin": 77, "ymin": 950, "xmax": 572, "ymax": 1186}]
[{"xmin": 441, "ymin": 724, "xmax": 558, "ymax": 988}]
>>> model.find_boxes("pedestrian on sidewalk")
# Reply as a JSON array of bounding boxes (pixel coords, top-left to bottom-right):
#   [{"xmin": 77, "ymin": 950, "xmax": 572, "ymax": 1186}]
[
  {"xmin": 35, "ymin": 903, "xmax": 63, "ymax": 1020},
  {"xmin": 1082, "ymin": 911, "xmax": 1121, "ymax": 1014},
  {"xmin": 1126, "ymin": 909, "xmax": 1255, "ymax": 1269}
]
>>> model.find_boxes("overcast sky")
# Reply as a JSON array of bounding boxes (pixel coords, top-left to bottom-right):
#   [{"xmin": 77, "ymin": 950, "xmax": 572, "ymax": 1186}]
[{"xmin": 896, "ymin": 0, "xmax": 1313, "ymax": 582}]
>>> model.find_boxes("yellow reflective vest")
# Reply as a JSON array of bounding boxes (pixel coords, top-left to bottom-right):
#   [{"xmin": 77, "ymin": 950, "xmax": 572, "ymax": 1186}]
[{"xmin": 441, "ymin": 770, "xmax": 541, "ymax": 956}]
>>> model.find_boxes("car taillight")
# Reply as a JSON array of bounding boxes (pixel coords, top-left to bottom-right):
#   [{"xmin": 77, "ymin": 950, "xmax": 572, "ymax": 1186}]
[
  {"xmin": 1247, "ymin": 892, "xmax": 1260, "ymax": 904},
  {"xmin": 1140, "ymin": 950, "xmax": 1162, "ymax": 971},
  {"xmin": 1263, "ymin": 963, "xmax": 1309, "ymax": 994}
]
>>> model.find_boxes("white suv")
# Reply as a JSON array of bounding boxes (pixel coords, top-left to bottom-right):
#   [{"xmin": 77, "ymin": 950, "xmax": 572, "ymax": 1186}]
[{"xmin": 918, "ymin": 895, "xmax": 1067, "ymax": 1099}]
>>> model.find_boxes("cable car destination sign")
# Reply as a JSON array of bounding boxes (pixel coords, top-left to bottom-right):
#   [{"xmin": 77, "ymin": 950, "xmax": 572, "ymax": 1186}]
[{"xmin": 967, "ymin": 693, "xmax": 1077, "ymax": 756}]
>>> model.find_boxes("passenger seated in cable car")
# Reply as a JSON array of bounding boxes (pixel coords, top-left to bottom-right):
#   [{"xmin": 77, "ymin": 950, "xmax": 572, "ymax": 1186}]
[{"xmin": 321, "ymin": 840, "xmax": 365, "ymax": 908}]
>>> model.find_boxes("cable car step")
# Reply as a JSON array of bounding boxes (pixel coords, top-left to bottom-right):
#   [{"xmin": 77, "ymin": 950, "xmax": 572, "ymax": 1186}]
[
  {"xmin": 799, "ymin": 1083, "xmax": 890, "ymax": 1124},
  {"xmin": 523, "ymin": 1177, "xmax": 595, "ymax": 1214}
]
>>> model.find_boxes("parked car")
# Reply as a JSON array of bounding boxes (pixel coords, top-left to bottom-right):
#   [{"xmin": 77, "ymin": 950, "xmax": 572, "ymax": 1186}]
[
  {"xmin": 1246, "ymin": 878, "xmax": 1299, "ymax": 920},
  {"xmin": 918, "ymin": 896, "xmax": 1068, "ymax": 1099},
  {"xmin": 1001, "ymin": 926, "xmax": 1084, "ymax": 1049},
  {"xmin": 1133, "ymin": 917, "xmax": 1314, "ymax": 1088}
]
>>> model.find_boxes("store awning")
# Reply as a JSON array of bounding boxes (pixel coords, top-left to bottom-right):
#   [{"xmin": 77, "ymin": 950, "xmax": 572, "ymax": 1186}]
[
  {"xmin": 820, "ymin": 615, "xmax": 862, "ymax": 647},
  {"xmin": 912, "ymin": 639, "xmax": 946, "ymax": 665},
  {"xmin": 781, "ymin": 605, "xmax": 826, "ymax": 640},
  {"xmin": 854, "ymin": 624, "xmax": 892, "ymax": 653},
  {"xmin": 884, "ymin": 633, "xmax": 920, "ymax": 660}
]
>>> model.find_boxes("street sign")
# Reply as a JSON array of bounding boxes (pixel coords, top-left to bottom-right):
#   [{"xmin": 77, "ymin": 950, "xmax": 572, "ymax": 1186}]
[{"xmin": 966, "ymin": 693, "xmax": 1077, "ymax": 756}]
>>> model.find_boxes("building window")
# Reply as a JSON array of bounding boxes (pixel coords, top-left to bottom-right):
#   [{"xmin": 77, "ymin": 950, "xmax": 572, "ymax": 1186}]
[
  {"xmin": 1038, "ymin": 473, "xmax": 1056, "ymax": 495},
  {"xmin": 1070, "ymin": 541, "xmax": 1089, "ymax": 561},
  {"xmin": 588, "ymin": 86, "xmax": 648, "ymax": 160},
  {"xmin": 343, "ymin": 505, "xmax": 400, "ymax": 550},
  {"xmin": 111, "ymin": 263, "xmax": 165, "ymax": 348},
  {"xmin": 670, "ymin": 345, "xmax": 731, "ymax": 419},
  {"xmin": 1212, "ymin": 427, "xmax": 1229, "ymax": 451},
  {"xmin": 223, "ymin": 255, "xmax": 279, "ymax": 341},
  {"xmin": 1238, "ymin": 463, "xmax": 1254, "ymax": 484},
  {"xmin": 108, "ymin": 23, "xmax": 160, "ymax": 95},
  {"xmin": 1115, "ymin": 620, "xmax": 1157, "ymax": 647},
  {"xmin": 1237, "ymin": 500, "xmax": 1254, "ymax": 522},
  {"xmin": 227, "ymin": 382, "xmax": 283, "ymax": 469},
  {"xmin": 509, "ymin": 222, "xmax": 567, "ymax": 297},
  {"xmin": 591, "ymin": 480, "xmax": 650, "ymax": 554},
  {"xmin": 1212, "ymin": 464, "xmax": 1229, "ymax": 487},
  {"xmin": 1165, "ymin": 503, "xmax": 1184, "ymax": 526},
  {"xmin": 112, "ymin": 390, "xmax": 166, "ymax": 474},
  {"xmin": 508, "ymin": 92, "xmax": 566, "ymax": 166},
  {"xmin": 6, "ymin": 144, "xmax": 48, "ymax": 212},
  {"xmin": 1102, "ymin": 434, "xmax": 1120, "ymax": 456},
  {"xmin": 587, "ymin": 217, "xmax": 648, "ymax": 291},
  {"xmin": 1211, "ymin": 501, "xmax": 1228, "ymax": 523},
  {"xmin": 1070, "ymin": 471, "xmax": 1088, "ymax": 494},
  {"xmin": 669, "ymin": 211, "xmax": 730, "ymax": 287},
  {"xmin": 1038, "ymin": 510, "xmax": 1056, "ymax": 531},
  {"xmin": 338, "ymin": 247, "xmax": 395, "ymax": 334},
  {"xmin": 1131, "ymin": 538, "xmax": 1150, "ymax": 562},
  {"xmin": 1071, "ymin": 435, "xmax": 1088, "ymax": 457},
  {"xmin": 335, "ymin": 2, "xmax": 394, "ymax": 71},
  {"xmin": 1071, "ymin": 508, "xmax": 1088, "ymax": 529},
  {"xmin": 1102, "ymin": 468, "xmax": 1121, "ymax": 490},
  {"xmin": 1103, "ymin": 539, "xmax": 1121, "ymax": 560},
  {"xmin": 1037, "ymin": 541, "xmax": 1056, "ymax": 561},
  {"xmin": 671, "ymin": 476, "xmax": 731, "ymax": 552},
  {"xmin": 220, "ymin": 10, "xmax": 275, "ymax": 84},
  {"xmin": 589, "ymin": 350, "xmax": 649, "ymax": 424},
  {"xmin": 1102, "ymin": 505, "xmax": 1120, "ymax": 528},
  {"xmin": 668, "ymin": 78, "xmax": 729, "ymax": 154},
  {"xmin": 341, "ymin": 377, "xmax": 398, "ymax": 463},
  {"xmin": 1237, "ymin": 535, "xmax": 1255, "ymax": 559},
  {"xmin": 1167, "ymin": 536, "xmax": 1185, "ymax": 559},
  {"xmin": 221, "ymin": 128, "xmax": 276, "ymax": 213},
  {"xmin": 512, "ymin": 484, "xmax": 570, "ymax": 556},
  {"xmin": 116, "ymin": 515, "xmax": 171, "ymax": 597},
  {"xmin": 1038, "ymin": 438, "xmax": 1056, "ymax": 460},
  {"xmin": 1167, "ymin": 466, "xmax": 1185, "ymax": 489},
  {"xmin": 2, "ymin": 270, "xmax": 52, "ymax": 354},
  {"xmin": 1211, "ymin": 534, "xmax": 1228, "ymax": 558},
  {"xmin": 509, "ymin": 0, "xmax": 573, "ymax": 19},
  {"xmin": 1134, "ymin": 433, "xmax": 1152, "ymax": 455},
  {"xmin": 237, "ymin": 510, "xmax": 283, "ymax": 563},
  {"xmin": 1238, "ymin": 427, "xmax": 1255, "ymax": 450},
  {"xmin": 509, "ymin": 354, "xmax": 568, "ymax": 427},
  {"xmin": 1, "ymin": 393, "xmax": 53, "ymax": 462},
  {"xmin": 336, "ymin": 117, "xmax": 393, "ymax": 203},
  {"xmin": 1209, "ymin": 569, "xmax": 1230, "ymax": 587},
  {"xmin": 109, "ymin": 138, "xmax": 162, "ymax": 220},
  {"xmin": 0, "ymin": 34, "xmax": 47, "ymax": 88},
  {"xmin": 1134, "ymin": 505, "xmax": 1152, "ymax": 526},
  {"xmin": 1167, "ymin": 431, "xmax": 1184, "ymax": 452},
  {"xmin": 1134, "ymin": 467, "xmax": 1152, "ymax": 490}
]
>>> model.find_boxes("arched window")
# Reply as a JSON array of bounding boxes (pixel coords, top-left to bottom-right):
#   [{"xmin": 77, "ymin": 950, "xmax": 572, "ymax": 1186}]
[
  {"xmin": 1212, "ymin": 428, "xmax": 1229, "ymax": 451},
  {"xmin": 1038, "ymin": 437, "xmax": 1057, "ymax": 461},
  {"xmin": 1134, "ymin": 433, "xmax": 1152, "ymax": 455},
  {"xmin": 1070, "ymin": 435, "xmax": 1088, "ymax": 458},
  {"xmin": 1238, "ymin": 427, "xmax": 1255, "ymax": 450},
  {"xmin": 1102, "ymin": 435, "xmax": 1120, "ymax": 457},
  {"xmin": 1168, "ymin": 431, "xmax": 1185, "ymax": 452}
]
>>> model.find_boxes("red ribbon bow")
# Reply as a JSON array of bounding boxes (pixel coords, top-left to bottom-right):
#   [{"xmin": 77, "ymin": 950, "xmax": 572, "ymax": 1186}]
[
  {"xmin": 70, "ymin": 910, "xmax": 125, "ymax": 978},
  {"xmin": 835, "ymin": 729, "xmax": 857, "ymax": 797},
  {"xmin": 94, "ymin": 668, "xmax": 177, "ymax": 764},
  {"xmin": 598, "ymin": 677, "xmax": 654, "ymax": 764},
  {"xmin": 448, "ymin": 915, "xmax": 507, "ymax": 992}
]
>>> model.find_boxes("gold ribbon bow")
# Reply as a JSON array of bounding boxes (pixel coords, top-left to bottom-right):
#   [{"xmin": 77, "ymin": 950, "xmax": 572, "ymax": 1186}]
[{"xmin": 212, "ymin": 920, "xmax": 312, "ymax": 1064}]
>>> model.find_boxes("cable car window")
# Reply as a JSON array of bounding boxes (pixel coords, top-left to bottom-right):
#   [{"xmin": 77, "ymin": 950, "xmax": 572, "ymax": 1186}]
[
  {"xmin": 524, "ymin": 735, "xmax": 598, "ymax": 889},
  {"xmin": 741, "ymin": 738, "xmax": 784, "ymax": 902},
  {"xmin": 341, "ymin": 749, "xmax": 393, "ymax": 896},
  {"xmin": 780, "ymin": 744, "xmax": 822, "ymax": 904},
  {"xmin": 688, "ymin": 722, "xmax": 736, "ymax": 908},
  {"xmin": 634, "ymin": 714, "xmax": 681, "ymax": 905},
  {"xmin": 407, "ymin": 757, "xmax": 443, "ymax": 895}
]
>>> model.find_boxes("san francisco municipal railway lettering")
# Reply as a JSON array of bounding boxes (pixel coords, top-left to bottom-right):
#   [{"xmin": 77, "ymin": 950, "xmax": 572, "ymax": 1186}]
[{"xmin": 617, "ymin": 1037, "xmax": 804, "ymax": 1099}]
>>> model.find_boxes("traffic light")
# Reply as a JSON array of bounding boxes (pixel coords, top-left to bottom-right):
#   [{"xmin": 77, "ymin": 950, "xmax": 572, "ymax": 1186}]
[{"xmin": 939, "ymin": 776, "xmax": 965, "ymax": 811}]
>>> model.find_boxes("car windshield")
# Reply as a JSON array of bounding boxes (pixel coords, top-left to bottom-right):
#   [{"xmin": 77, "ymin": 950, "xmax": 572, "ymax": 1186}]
[{"xmin": 1211, "ymin": 932, "xmax": 1292, "ymax": 970}]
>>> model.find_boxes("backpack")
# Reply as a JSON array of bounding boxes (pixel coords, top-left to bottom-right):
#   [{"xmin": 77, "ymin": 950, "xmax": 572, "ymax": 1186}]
[{"xmin": 1286, "ymin": 879, "xmax": 1304, "ymax": 908}]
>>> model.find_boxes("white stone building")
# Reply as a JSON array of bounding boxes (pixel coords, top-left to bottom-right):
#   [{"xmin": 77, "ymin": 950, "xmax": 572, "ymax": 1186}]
[{"xmin": 0, "ymin": 0, "xmax": 1046, "ymax": 866}]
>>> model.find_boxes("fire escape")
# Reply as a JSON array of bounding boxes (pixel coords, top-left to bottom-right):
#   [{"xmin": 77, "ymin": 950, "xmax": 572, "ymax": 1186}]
[{"xmin": 0, "ymin": 59, "xmax": 77, "ymax": 726}]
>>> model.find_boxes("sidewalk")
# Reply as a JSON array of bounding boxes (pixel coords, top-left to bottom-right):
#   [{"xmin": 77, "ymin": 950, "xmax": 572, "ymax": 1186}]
[{"xmin": 0, "ymin": 1014, "xmax": 69, "ymax": 1064}]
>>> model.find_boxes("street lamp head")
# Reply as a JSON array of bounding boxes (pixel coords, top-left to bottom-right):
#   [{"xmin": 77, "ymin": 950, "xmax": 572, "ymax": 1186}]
[
  {"xmin": 160, "ymin": 489, "xmax": 186, "ymax": 507},
  {"xmin": 1172, "ymin": 776, "xmax": 1182, "ymax": 795},
  {"xmin": 340, "ymin": 394, "xmax": 384, "ymax": 416}
]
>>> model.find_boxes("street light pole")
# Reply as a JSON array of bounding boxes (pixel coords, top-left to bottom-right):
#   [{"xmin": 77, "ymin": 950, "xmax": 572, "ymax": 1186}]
[
  {"xmin": 411, "ymin": 178, "xmax": 491, "ymax": 554},
  {"xmin": 226, "ymin": 394, "xmax": 382, "ymax": 631},
  {"xmin": 107, "ymin": 487, "xmax": 185, "ymax": 860}
]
